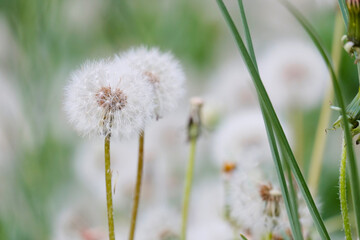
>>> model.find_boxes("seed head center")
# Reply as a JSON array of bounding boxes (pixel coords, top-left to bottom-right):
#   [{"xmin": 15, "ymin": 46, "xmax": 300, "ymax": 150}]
[
  {"xmin": 96, "ymin": 86, "xmax": 127, "ymax": 111},
  {"xmin": 145, "ymin": 71, "xmax": 159, "ymax": 84}
]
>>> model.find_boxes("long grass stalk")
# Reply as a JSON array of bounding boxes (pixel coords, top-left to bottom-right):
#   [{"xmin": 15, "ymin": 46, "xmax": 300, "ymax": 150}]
[
  {"xmin": 237, "ymin": 0, "xmax": 303, "ymax": 238},
  {"xmin": 217, "ymin": 0, "xmax": 329, "ymax": 238}
]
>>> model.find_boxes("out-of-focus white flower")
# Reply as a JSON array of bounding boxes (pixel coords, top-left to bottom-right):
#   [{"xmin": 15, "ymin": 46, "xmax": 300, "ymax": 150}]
[
  {"xmin": 187, "ymin": 181, "xmax": 233, "ymax": 240},
  {"xmin": 117, "ymin": 46, "xmax": 186, "ymax": 119},
  {"xmin": 64, "ymin": 59, "xmax": 154, "ymax": 139},
  {"xmin": 52, "ymin": 197, "xmax": 128, "ymax": 240},
  {"xmin": 52, "ymin": 198, "xmax": 106, "ymax": 240},
  {"xmin": 136, "ymin": 205, "xmax": 180, "ymax": 240},
  {"xmin": 205, "ymin": 59, "xmax": 257, "ymax": 112},
  {"xmin": 229, "ymin": 167, "xmax": 313, "ymax": 239},
  {"xmin": 212, "ymin": 109, "xmax": 271, "ymax": 170},
  {"xmin": 259, "ymin": 40, "xmax": 328, "ymax": 111},
  {"xmin": 188, "ymin": 218, "xmax": 233, "ymax": 240}
]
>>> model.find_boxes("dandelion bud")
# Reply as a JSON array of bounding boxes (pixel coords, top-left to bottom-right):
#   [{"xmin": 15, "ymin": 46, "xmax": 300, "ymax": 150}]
[
  {"xmin": 347, "ymin": 0, "xmax": 360, "ymax": 46},
  {"xmin": 187, "ymin": 97, "xmax": 204, "ymax": 141},
  {"xmin": 343, "ymin": 0, "xmax": 360, "ymax": 62}
]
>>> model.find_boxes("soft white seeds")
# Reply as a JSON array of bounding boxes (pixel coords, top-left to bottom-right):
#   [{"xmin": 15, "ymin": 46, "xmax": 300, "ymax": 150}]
[
  {"xmin": 116, "ymin": 46, "xmax": 186, "ymax": 119},
  {"xmin": 64, "ymin": 59, "xmax": 155, "ymax": 139}
]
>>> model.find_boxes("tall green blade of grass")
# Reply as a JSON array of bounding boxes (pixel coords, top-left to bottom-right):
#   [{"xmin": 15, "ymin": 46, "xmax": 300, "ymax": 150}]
[
  {"xmin": 281, "ymin": 2, "xmax": 360, "ymax": 238},
  {"xmin": 216, "ymin": 0, "xmax": 330, "ymax": 239},
  {"xmin": 236, "ymin": 1, "xmax": 303, "ymax": 238},
  {"xmin": 338, "ymin": 0, "xmax": 349, "ymax": 28}
]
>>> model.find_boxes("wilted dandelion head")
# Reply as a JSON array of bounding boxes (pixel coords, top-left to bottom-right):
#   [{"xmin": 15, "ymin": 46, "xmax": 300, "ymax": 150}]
[
  {"xmin": 64, "ymin": 59, "xmax": 155, "ymax": 139},
  {"xmin": 117, "ymin": 46, "xmax": 185, "ymax": 119},
  {"xmin": 229, "ymin": 169, "xmax": 289, "ymax": 239}
]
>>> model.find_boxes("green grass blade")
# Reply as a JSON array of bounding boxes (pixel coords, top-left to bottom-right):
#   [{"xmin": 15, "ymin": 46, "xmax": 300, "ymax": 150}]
[
  {"xmin": 281, "ymin": 1, "xmax": 360, "ymax": 237},
  {"xmin": 216, "ymin": 1, "xmax": 330, "ymax": 239},
  {"xmin": 263, "ymin": 112, "xmax": 304, "ymax": 240},
  {"xmin": 237, "ymin": 0, "xmax": 257, "ymax": 70},
  {"xmin": 236, "ymin": 1, "xmax": 303, "ymax": 238},
  {"xmin": 338, "ymin": 0, "xmax": 349, "ymax": 28}
]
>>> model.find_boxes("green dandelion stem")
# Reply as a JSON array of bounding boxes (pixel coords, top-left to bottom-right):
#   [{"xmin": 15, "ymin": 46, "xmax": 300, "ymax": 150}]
[
  {"xmin": 340, "ymin": 137, "xmax": 353, "ymax": 240},
  {"xmin": 129, "ymin": 131, "xmax": 145, "ymax": 240},
  {"xmin": 105, "ymin": 134, "xmax": 115, "ymax": 240},
  {"xmin": 181, "ymin": 129, "xmax": 198, "ymax": 240}
]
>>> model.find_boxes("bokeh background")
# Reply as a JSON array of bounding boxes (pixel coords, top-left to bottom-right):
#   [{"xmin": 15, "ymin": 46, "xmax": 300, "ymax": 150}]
[{"xmin": 0, "ymin": 0, "xmax": 359, "ymax": 239}]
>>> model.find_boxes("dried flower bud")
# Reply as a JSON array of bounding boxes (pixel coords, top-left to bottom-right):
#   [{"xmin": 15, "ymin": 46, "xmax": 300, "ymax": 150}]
[{"xmin": 187, "ymin": 97, "xmax": 204, "ymax": 141}]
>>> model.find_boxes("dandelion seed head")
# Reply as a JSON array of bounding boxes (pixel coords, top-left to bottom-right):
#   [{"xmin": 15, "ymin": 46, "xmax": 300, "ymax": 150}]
[
  {"xmin": 229, "ymin": 169, "xmax": 289, "ymax": 239},
  {"xmin": 64, "ymin": 58, "xmax": 154, "ymax": 139},
  {"xmin": 259, "ymin": 40, "xmax": 328, "ymax": 111},
  {"xmin": 213, "ymin": 109, "xmax": 271, "ymax": 169},
  {"xmin": 117, "ymin": 46, "xmax": 186, "ymax": 119}
]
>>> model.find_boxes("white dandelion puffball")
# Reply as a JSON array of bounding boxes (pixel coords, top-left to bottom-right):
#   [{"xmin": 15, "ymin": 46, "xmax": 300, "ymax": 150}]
[
  {"xmin": 117, "ymin": 46, "xmax": 186, "ymax": 119},
  {"xmin": 64, "ymin": 59, "xmax": 155, "ymax": 139},
  {"xmin": 205, "ymin": 58, "xmax": 257, "ymax": 113},
  {"xmin": 259, "ymin": 40, "xmax": 328, "ymax": 111},
  {"xmin": 229, "ymin": 169, "xmax": 289, "ymax": 239},
  {"xmin": 213, "ymin": 109, "xmax": 271, "ymax": 169}
]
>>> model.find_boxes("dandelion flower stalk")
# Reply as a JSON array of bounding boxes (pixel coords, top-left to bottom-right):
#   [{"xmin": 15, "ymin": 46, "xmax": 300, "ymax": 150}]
[
  {"xmin": 129, "ymin": 131, "xmax": 145, "ymax": 240},
  {"xmin": 181, "ymin": 97, "xmax": 203, "ymax": 240},
  {"xmin": 105, "ymin": 132, "xmax": 116, "ymax": 240},
  {"xmin": 340, "ymin": 137, "xmax": 352, "ymax": 240},
  {"xmin": 64, "ymin": 59, "xmax": 156, "ymax": 240}
]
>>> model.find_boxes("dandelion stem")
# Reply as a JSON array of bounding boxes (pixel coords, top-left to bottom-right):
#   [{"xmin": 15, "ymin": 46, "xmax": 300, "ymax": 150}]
[
  {"xmin": 340, "ymin": 136, "xmax": 353, "ymax": 240},
  {"xmin": 181, "ymin": 131, "xmax": 198, "ymax": 240},
  {"xmin": 357, "ymin": 62, "xmax": 360, "ymax": 85},
  {"xmin": 129, "ymin": 131, "xmax": 145, "ymax": 240},
  {"xmin": 105, "ymin": 134, "xmax": 115, "ymax": 240}
]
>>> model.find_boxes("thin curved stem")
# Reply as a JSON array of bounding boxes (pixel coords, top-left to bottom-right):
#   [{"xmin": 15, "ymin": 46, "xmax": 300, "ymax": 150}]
[
  {"xmin": 340, "ymin": 136, "xmax": 353, "ymax": 240},
  {"xmin": 128, "ymin": 131, "xmax": 145, "ymax": 240},
  {"xmin": 105, "ymin": 135, "xmax": 115, "ymax": 240},
  {"xmin": 181, "ymin": 135, "xmax": 198, "ymax": 240}
]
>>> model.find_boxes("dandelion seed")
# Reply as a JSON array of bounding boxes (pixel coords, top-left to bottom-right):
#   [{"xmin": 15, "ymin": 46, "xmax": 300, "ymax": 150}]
[{"xmin": 259, "ymin": 40, "xmax": 328, "ymax": 110}]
